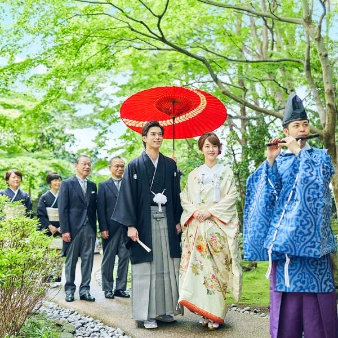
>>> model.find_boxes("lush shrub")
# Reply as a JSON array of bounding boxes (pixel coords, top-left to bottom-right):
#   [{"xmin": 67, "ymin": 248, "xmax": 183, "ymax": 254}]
[
  {"xmin": 15, "ymin": 314, "xmax": 54, "ymax": 338},
  {"xmin": 0, "ymin": 195, "xmax": 58, "ymax": 337}
]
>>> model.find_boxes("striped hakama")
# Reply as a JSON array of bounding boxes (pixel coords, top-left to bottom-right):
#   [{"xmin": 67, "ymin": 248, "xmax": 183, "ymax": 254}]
[{"xmin": 131, "ymin": 206, "xmax": 181, "ymax": 320}]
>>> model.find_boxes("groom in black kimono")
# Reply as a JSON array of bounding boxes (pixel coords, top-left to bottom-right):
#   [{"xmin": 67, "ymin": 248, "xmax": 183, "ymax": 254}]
[{"xmin": 112, "ymin": 120, "xmax": 182, "ymax": 329}]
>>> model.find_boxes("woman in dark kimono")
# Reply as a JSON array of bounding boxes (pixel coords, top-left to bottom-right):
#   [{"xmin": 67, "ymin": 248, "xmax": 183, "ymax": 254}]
[
  {"xmin": 0, "ymin": 169, "xmax": 32, "ymax": 218},
  {"xmin": 37, "ymin": 172, "xmax": 63, "ymax": 282}
]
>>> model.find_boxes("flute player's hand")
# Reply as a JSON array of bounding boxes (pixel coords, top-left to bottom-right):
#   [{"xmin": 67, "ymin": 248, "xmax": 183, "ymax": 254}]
[
  {"xmin": 281, "ymin": 136, "xmax": 301, "ymax": 156},
  {"xmin": 267, "ymin": 138, "xmax": 281, "ymax": 167}
]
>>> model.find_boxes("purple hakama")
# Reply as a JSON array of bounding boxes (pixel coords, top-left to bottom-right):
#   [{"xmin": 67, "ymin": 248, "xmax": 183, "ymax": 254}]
[{"xmin": 270, "ymin": 261, "xmax": 338, "ymax": 338}]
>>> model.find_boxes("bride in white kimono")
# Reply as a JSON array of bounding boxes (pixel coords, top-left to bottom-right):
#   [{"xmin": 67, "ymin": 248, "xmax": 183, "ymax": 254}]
[{"xmin": 178, "ymin": 132, "xmax": 242, "ymax": 330}]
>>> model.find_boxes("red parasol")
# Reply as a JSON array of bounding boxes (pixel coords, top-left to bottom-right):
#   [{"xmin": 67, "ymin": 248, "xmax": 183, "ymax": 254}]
[{"xmin": 120, "ymin": 86, "xmax": 227, "ymax": 151}]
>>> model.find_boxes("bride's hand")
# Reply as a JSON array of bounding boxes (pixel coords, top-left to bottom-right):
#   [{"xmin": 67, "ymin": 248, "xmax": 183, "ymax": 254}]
[{"xmin": 193, "ymin": 210, "xmax": 211, "ymax": 223}]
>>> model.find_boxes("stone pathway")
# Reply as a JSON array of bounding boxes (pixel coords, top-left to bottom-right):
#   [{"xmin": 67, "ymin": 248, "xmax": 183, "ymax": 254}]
[{"xmin": 46, "ymin": 254, "xmax": 271, "ymax": 338}]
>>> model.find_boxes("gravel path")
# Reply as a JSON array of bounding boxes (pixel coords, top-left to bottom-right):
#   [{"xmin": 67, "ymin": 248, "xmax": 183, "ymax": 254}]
[{"xmin": 40, "ymin": 301, "xmax": 131, "ymax": 338}]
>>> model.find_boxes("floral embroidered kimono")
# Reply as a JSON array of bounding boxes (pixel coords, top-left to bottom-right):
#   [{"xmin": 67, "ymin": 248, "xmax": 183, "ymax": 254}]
[{"xmin": 178, "ymin": 163, "xmax": 242, "ymax": 324}]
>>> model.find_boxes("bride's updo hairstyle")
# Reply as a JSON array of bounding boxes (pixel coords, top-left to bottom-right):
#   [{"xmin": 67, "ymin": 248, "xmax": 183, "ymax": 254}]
[{"xmin": 197, "ymin": 132, "xmax": 221, "ymax": 151}]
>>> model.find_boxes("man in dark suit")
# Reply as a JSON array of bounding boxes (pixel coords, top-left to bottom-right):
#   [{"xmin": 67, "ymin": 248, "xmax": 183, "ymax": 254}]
[
  {"xmin": 98, "ymin": 156, "xmax": 130, "ymax": 299},
  {"xmin": 58, "ymin": 155, "xmax": 97, "ymax": 302}
]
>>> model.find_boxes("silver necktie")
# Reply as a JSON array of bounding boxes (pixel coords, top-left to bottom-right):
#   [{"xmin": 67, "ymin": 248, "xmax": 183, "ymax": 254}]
[
  {"xmin": 80, "ymin": 179, "xmax": 87, "ymax": 196},
  {"xmin": 113, "ymin": 179, "xmax": 121, "ymax": 191}
]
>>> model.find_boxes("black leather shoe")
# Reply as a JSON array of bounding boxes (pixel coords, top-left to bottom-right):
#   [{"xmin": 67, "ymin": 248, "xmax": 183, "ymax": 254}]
[
  {"xmin": 114, "ymin": 289, "xmax": 130, "ymax": 298},
  {"xmin": 104, "ymin": 290, "xmax": 114, "ymax": 299},
  {"xmin": 80, "ymin": 293, "xmax": 95, "ymax": 302},
  {"xmin": 65, "ymin": 293, "xmax": 74, "ymax": 302}
]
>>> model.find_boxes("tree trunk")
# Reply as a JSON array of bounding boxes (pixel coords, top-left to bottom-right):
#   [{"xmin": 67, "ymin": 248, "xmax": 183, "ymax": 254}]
[{"xmin": 331, "ymin": 173, "xmax": 338, "ymax": 217}]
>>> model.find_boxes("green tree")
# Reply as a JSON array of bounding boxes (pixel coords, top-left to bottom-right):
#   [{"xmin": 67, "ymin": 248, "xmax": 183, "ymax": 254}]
[
  {"xmin": 1, "ymin": 0, "xmax": 337, "ymax": 212},
  {"xmin": 0, "ymin": 154, "xmax": 73, "ymax": 201},
  {"xmin": 0, "ymin": 91, "xmax": 106, "ymax": 199}
]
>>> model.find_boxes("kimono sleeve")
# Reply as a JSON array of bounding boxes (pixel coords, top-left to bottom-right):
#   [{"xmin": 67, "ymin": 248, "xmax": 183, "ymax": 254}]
[
  {"xmin": 180, "ymin": 169, "xmax": 199, "ymax": 227},
  {"xmin": 264, "ymin": 149, "xmax": 336, "ymax": 258},
  {"xmin": 37, "ymin": 194, "xmax": 50, "ymax": 230},
  {"xmin": 243, "ymin": 160, "xmax": 280, "ymax": 261}
]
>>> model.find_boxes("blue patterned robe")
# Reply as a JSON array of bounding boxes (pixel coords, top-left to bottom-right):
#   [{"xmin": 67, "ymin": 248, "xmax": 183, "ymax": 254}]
[{"xmin": 244, "ymin": 146, "xmax": 336, "ymax": 292}]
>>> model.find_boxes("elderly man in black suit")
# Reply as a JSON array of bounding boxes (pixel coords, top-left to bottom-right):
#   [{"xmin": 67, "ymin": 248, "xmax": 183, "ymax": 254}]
[
  {"xmin": 58, "ymin": 155, "xmax": 97, "ymax": 302},
  {"xmin": 98, "ymin": 156, "xmax": 130, "ymax": 299}
]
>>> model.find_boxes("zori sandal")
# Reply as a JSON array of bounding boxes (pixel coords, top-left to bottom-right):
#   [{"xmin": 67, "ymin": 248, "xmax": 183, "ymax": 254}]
[
  {"xmin": 208, "ymin": 321, "xmax": 219, "ymax": 330},
  {"xmin": 198, "ymin": 317, "xmax": 209, "ymax": 327}
]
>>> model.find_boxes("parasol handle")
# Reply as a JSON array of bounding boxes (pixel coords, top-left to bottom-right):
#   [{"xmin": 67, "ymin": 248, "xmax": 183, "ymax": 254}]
[
  {"xmin": 171, "ymin": 115, "xmax": 176, "ymax": 159},
  {"xmin": 172, "ymin": 116, "xmax": 175, "ymax": 152}
]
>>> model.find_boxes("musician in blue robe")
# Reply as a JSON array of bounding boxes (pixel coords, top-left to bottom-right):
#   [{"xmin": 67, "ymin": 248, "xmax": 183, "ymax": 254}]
[
  {"xmin": 244, "ymin": 93, "xmax": 338, "ymax": 338},
  {"xmin": 0, "ymin": 169, "xmax": 32, "ymax": 218}
]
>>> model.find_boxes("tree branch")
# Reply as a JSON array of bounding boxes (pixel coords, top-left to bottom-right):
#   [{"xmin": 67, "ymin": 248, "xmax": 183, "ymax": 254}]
[
  {"xmin": 199, "ymin": 46, "xmax": 304, "ymax": 64},
  {"xmin": 197, "ymin": 0, "xmax": 303, "ymax": 24}
]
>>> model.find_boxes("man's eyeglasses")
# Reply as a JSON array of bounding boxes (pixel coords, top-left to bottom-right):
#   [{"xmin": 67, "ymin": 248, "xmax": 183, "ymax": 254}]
[
  {"xmin": 79, "ymin": 162, "xmax": 91, "ymax": 167},
  {"xmin": 111, "ymin": 165, "xmax": 125, "ymax": 169}
]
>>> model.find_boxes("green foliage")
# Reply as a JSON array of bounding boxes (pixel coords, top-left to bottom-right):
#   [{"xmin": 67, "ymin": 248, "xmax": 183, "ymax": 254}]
[
  {"xmin": 0, "ymin": 91, "xmax": 76, "ymax": 156},
  {"xmin": 0, "ymin": 195, "xmax": 58, "ymax": 337},
  {"xmin": 331, "ymin": 219, "xmax": 338, "ymax": 288},
  {"xmin": 217, "ymin": 116, "xmax": 273, "ymax": 227},
  {"xmin": 0, "ymin": 0, "xmax": 315, "ymax": 127},
  {"xmin": 0, "ymin": 88, "xmax": 79, "ymax": 201},
  {"xmin": 226, "ymin": 261, "xmax": 270, "ymax": 307},
  {"xmin": 16, "ymin": 315, "xmax": 54, "ymax": 338},
  {"xmin": 331, "ymin": 219, "xmax": 338, "ymax": 235},
  {"xmin": 1, "ymin": 0, "xmax": 338, "ymax": 207},
  {"xmin": 0, "ymin": 154, "xmax": 73, "ymax": 201}
]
